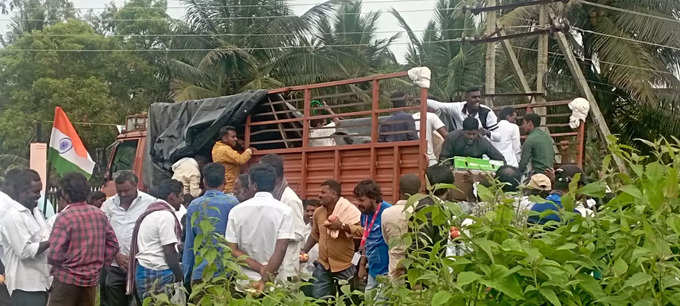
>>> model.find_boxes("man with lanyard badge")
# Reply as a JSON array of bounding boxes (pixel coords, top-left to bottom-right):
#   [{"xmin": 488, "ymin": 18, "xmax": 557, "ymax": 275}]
[{"xmin": 353, "ymin": 180, "xmax": 391, "ymax": 295}]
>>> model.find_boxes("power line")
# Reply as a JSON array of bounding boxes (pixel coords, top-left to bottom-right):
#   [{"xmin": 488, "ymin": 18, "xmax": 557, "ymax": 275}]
[
  {"xmin": 512, "ymin": 45, "xmax": 676, "ymax": 75},
  {"xmin": 577, "ymin": 0, "xmax": 680, "ymax": 26},
  {"xmin": 0, "ymin": 38, "xmax": 466, "ymax": 52},
  {"xmin": 0, "ymin": 7, "xmax": 462, "ymax": 22},
  {"xmin": 27, "ymin": 0, "xmax": 442, "ymax": 11},
  {"xmin": 573, "ymin": 26, "xmax": 680, "ymax": 52},
  {"xmin": 6, "ymin": 27, "xmax": 494, "ymax": 38}
]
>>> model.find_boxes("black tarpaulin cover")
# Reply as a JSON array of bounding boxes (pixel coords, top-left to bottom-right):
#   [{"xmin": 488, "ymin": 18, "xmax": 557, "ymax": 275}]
[{"xmin": 143, "ymin": 90, "xmax": 269, "ymax": 187}]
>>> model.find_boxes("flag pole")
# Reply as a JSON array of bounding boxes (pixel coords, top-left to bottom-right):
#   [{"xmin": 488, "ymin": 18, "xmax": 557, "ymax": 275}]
[
  {"xmin": 43, "ymin": 146, "xmax": 52, "ymax": 216},
  {"xmin": 43, "ymin": 110, "xmax": 55, "ymax": 216}
]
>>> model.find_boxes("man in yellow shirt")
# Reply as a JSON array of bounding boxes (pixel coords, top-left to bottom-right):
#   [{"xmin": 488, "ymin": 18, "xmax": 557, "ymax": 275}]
[{"xmin": 212, "ymin": 126, "xmax": 253, "ymax": 193}]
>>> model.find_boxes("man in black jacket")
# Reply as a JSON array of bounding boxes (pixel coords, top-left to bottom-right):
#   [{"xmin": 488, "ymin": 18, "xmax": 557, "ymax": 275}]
[{"xmin": 439, "ymin": 117, "xmax": 506, "ymax": 164}]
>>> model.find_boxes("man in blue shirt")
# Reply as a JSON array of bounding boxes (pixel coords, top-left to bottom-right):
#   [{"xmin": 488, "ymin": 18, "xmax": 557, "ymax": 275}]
[
  {"xmin": 182, "ymin": 163, "xmax": 238, "ymax": 285},
  {"xmin": 353, "ymin": 180, "xmax": 391, "ymax": 293},
  {"xmin": 528, "ymin": 167, "xmax": 585, "ymax": 225}
]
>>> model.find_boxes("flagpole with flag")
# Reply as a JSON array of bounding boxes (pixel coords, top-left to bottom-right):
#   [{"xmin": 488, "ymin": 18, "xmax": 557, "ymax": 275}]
[{"xmin": 44, "ymin": 107, "xmax": 96, "ymax": 213}]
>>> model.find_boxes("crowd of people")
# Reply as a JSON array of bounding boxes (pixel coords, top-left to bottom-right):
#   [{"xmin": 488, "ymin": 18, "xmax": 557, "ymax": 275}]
[{"xmin": 0, "ymin": 88, "xmax": 588, "ymax": 305}]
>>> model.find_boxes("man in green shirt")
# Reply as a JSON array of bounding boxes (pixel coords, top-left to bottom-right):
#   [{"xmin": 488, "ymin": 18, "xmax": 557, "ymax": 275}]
[{"xmin": 518, "ymin": 113, "xmax": 555, "ymax": 175}]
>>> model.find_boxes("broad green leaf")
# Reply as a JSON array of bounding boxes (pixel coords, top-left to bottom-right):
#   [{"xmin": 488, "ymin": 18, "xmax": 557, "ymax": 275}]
[
  {"xmin": 431, "ymin": 291, "xmax": 452, "ymax": 306},
  {"xmin": 620, "ymin": 185, "xmax": 643, "ymax": 199},
  {"xmin": 579, "ymin": 181, "xmax": 607, "ymax": 198},
  {"xmin": 598, "ymin": 295, "xmax": 632, "ymax": 304},
  {"xmin": 556, "ymin": 243, "xmax": 578, "ymax": 250},
  {"xmin": 476, "ymin": 184, "xmax": 494, "ymax": 203},
  {"xmin": 481, "ymin": 276, "xmax": 524, "ymax": 300},
  {"xmin": 457, "ymin": 271, "xmax": 481, "ymax": 286},
  {"xmin": 472, "ymin": 238, "xmax": 497, "ymax": 264},
  {"xmin": 633, "ymin": 298, "xmax": 655, "ymax": 306},
  {"xmin": 578, "ymin": 275, "xmax": 605, "ymax": 298},
  {"xmin": 623, "ymin": 272, "xmax": 653, "ymax": 288},
  {"xmin": 613, "ymin": 258, "xmax": 628, "ymax": 276},
  {"xmin": 667, "ymin": 215, "xmax": 680, "ymax": 236},
  {"xmin": 539, "ymin": 287, "xmax": 561, "ymax": 306}
]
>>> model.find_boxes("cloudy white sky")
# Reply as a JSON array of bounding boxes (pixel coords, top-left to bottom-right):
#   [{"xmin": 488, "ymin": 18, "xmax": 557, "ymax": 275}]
[{"xmin": 0, "ymin": 0, "xmax": 439, "ymax": 62}]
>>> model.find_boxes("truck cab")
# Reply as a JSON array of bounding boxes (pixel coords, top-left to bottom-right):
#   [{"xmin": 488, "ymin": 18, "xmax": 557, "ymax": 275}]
[{"xmin": 101, "ymin": 114, "xmax": 148, "ymax": 196}]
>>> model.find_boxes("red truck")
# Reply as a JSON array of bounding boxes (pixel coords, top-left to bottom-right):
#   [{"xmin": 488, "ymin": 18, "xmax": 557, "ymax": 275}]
[{"xmin": 102, "ymin": 71, "xmax": 584, "ymax": 202}]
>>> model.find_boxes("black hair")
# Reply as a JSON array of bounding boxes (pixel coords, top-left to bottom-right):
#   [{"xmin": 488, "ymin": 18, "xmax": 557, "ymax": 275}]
[
  {"xmin": 9, "ymin": 168, "xmax": 40, "ymax": 193},
  {"xmin": 495, "ymin": 165, "xmax": 521, "ymax": 192},
  {"xmin": 426, "ymin": 164, "xmax": 454, "ymax": 196},
  {"xmin": 321, "ymin": 180, "xmax": 341, "ymax": 196},
  {"xmin": 426, "ymin": 164, "xmax": 454, "ymax": 185},
  {"xmin": 390, "ymin": 91, "xmax": 408, "ymax": 108},
  {"xmin": 114, "ymin": 170, "xmax": 138, "ymax": 185},
  {"xmin": 462, "ymin": 117, "xmax": 479, "ymax": 131},
  {"xmin": 303, "ymin": 199, "xmax": 320, "ymax": 208},
  {"xmin": 151, "ymin": 179, "xmax": 184, "ymax": 200},
  {"xmin": 219, "ymin": 125, "xmax": 237, "ymax": 137},
  {"xmin": 59, "ymin": 172, "xmax": 90, "ymax": 203},
  {"xmin": 249, "ymin": 164, "xmax": 277, "ymax": 192},
  {"xmin": 237, "ymin": 173, "xmax": 250, "ymax": 188},
  {"xmin": 259, "ymin": 154, "xmax": 284, "ymax": 179},
  {"xmin": 353, "ymin": 179, "xmax": 383, "ymax": 203},
  {"xmin": 523, "ymin": 113, "xmax": 541, "ymax": 128},
  {"xmin": 399, "ymin": 173, "xmax": 421, "ymax": 197},
  {"xmin": 499, "ymin": 107, "xmax": 516, "ymax": 121},
  {"xmin": 555, "ymin": 165, "xmax": 585, "ymax": 191},
  {"xmin": 465, "ymin": 87, "xmax": 481, "ymax": 93},
  {"xmin": 203, "ymin": 163, "xmax": 226, "ymax": 188},
  {"xmin": 195, "ymin": 155, "xmax": 210, "ymax": 164},
  {"xmin": 87, "ymin": 191, "xmax": 107, "ymax": 204}
]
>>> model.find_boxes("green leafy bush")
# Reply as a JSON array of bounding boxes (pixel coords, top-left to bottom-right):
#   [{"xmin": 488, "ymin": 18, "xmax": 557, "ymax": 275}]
[{"xmin": 149, "ymin": 137, "xmax": 680, "ymax": 305}]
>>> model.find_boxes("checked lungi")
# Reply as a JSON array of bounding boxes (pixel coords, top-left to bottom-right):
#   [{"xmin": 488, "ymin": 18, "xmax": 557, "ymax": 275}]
[{"xmin": 135, "ymin": 264, "xmax": 176, "ymax": 300}]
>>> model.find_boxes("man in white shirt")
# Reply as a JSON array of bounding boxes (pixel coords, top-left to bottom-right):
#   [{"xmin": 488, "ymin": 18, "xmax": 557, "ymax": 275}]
[
  {"xmin": 413, "ymin": 109, "xmax": 449, "ymax": 166},
  {"xmin": 489, "ymin": 107, "xmax": 522, "ymax": 167},
  {"xmin": 300, "ymin": 199, "xmax": 320, "ymax": 283},
  {"xmin": 171, "ymin": 155, "xmax": 208, "ymax": 199},
  {"xmin": 225, "ymin": 164, "xmax": 294, "ymax": 291},
  {"xmin": 427, "ymin": 88, "xmax": 498, "ymax": 132},
  {"xmin": 0, "ymin": 169, "xmax": 50, "ymax": 305},
  {"xmin": 128, "ymin": 179, "xmax": 183, "ymax": 300},
  {"xmin": 259, "ymin": 154, "xmax": 306, "ymax": 281},
  {"xmin": 100, "ymin": 171, "xmax": 156, "ymax": 306}
]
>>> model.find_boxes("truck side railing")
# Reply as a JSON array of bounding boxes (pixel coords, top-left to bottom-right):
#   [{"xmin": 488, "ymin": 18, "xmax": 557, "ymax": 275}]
[{"xmin": 243, "ymin": 71, "xmax": 429, "ymax": 202}]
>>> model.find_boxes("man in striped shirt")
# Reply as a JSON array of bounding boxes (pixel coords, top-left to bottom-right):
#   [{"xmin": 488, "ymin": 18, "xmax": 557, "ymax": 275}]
[{"xmin": 48, "ymin": 172, "xmax": 119, "ymax": 306}]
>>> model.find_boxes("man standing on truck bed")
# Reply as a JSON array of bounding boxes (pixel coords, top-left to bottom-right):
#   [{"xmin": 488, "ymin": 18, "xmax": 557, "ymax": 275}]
[
  {"xmin": 427, "ymin": 87, "xmax": 498, "ymax": 133},
  {"xmin": 212, "ymin": 126, "xmax": 253, "ymax": 194}
]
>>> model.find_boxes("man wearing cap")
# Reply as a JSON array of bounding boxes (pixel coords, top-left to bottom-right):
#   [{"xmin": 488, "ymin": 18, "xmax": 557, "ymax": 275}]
[{"xmin": 527, "ymin": 172, "xmax": 569, "ymax": 225}]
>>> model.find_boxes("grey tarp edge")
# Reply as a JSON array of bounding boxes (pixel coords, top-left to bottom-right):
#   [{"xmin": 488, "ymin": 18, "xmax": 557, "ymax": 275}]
[{"xmin": 143, "ymin": 90, "xmax": 269, "ymax": 187}]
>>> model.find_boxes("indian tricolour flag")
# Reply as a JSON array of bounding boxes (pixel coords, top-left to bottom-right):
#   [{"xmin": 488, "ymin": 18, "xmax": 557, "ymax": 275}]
[{"xmin": 48, "ymin": 107, "xmax": 96, "ymax": 178}]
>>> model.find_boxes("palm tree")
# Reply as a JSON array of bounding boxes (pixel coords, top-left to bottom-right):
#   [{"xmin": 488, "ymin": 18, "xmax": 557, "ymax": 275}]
[
  {"xmin": 392, "ymin": 0, "xmax": 485, "ymax": 101},
  {"xmin": 167, "ymin": 0, "xmax": 336, "ymax": 101}
]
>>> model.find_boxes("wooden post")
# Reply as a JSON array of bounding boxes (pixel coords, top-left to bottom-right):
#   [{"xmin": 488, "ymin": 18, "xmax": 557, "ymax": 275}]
[
  {"xmin": 485, "ymin": 0, "xmax": 497, "ymax": 107},
  {"xmin": 553, "ymin": 29, "xmax": 628, "ymax": 173},
  {"xmin": 535, "ymin": 5, "xmax": 549, "ymax": 124},
  {"xmin": 499, "ymin": 27, "xmax": 532, "ymax": 101}
]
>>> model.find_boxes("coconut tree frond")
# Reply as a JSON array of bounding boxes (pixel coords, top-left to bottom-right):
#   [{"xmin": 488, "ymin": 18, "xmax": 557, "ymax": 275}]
[{"xmin": 390, "ymin": 8, "xmax": 422, "ymax": 51}]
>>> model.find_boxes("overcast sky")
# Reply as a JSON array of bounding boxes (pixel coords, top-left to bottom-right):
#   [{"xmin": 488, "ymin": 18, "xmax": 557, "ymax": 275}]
[{"xmin": 0, "ymin": 0, "xmax": 438, "ymax": 62}]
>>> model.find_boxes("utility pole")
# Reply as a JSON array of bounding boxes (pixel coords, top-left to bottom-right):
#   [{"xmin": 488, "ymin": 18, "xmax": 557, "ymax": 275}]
[
  {"xmin": 484, "ymin": 0, "xmax": 497, "ymax": 107},
  {"xmin": 467, "ymin": 0, "xmax": 627, "ymax": 172}
]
